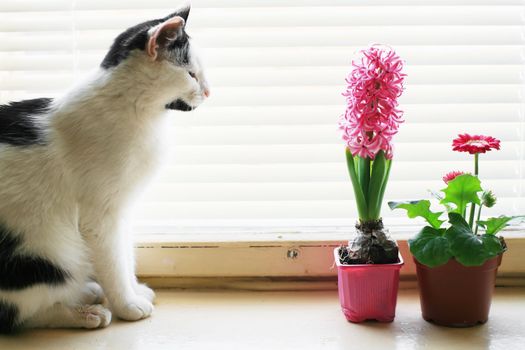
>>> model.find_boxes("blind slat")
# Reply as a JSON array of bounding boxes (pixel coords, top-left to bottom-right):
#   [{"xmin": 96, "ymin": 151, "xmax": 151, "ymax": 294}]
[
  {"xmin": 139, "ymin": 180, "xmax": 525, "ymax": 202},
  {"xmin": 172, "ymin": 104, "xmax": 523, "ymax": 125},
  {"xmin": 1, "ymin": 0, "xmax": 523, "ymax": 12},
  {"xmin": 202, "ymin": 85, "xmax": 524, "ymax": 106},
  {"xmin": 1, "ymin": 7, "xmax": 524, "ymax": 32},
  {"xmin": 167, "ymin": 143, "xmax": 523, "ymax": 164},
  {"xmin": 167, "ymin": 123, "xmax": 522, "ymax": 145},
  {"xmin": 2, "ymin": 46, "xmax": 523, "ymax": 69},
  {"xmin": 2, "ymin": 85, "xmax": 522, "ymax": 105},
  {"xmin": 133, "ymin": 198, "xmax": 524, "ymax": 221},
  {"xmin": 0, "ymin": 26, "xmax": 522, "ymax": 51},
  {"xmin": 1, "ymin": 65, "xmax": 523, "ymax": 89},
  {"xmin": 157, "ymin": 161, "xmax": 521, "ymax": 183}
]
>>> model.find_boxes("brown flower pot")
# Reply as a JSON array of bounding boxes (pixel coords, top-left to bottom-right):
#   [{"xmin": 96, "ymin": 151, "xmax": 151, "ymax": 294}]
[{"xmin": 414, "ymin": 254, "xmax": 502, "ymax": 327}]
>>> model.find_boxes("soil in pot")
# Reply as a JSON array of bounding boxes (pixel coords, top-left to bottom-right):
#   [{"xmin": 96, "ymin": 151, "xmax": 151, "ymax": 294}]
[
  {"xmin": 414, "ymin": 254, "xmax": 502, "ymax": 327},
  {"xmin": 338, "ymin": 219, "xmax": 399, "ymax": 265}
]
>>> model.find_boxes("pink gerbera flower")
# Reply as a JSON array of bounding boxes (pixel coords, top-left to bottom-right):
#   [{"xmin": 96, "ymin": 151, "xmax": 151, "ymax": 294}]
[
  {"xmin": 339, "ymin": 45, "xmax": 406, "ymax": 159},
  {"xmin": 452, "ymin": 134, "xmax": 501, "ymax": 155},
  {"xmin": 443, "ymin": 171, "xmax": 466, "ymax": 184}
]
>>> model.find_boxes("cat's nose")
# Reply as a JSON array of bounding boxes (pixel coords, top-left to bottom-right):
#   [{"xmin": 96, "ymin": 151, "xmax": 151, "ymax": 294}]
[{"xmin": 204, "ymin": 89, "xmax": 210, "ymax": 98}]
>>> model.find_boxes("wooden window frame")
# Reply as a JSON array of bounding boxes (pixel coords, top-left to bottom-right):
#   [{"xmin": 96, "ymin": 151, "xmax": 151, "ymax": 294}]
[{"xmin": 135, "ymin": 228, "xmax": 525, "ymax": 289}]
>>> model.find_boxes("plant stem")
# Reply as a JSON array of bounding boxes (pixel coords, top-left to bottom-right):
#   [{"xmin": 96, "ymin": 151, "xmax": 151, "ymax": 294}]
[
  {"xmin": 345, "ymin": 149, "xmax": 368, "ymax": 220},
  {"xmin": 474, "ymin": 204, "xmax": 483, "ymax": 235},
  {"xmin": 375, "ymin": 158, "xmax": 392, "ymax": 220},
  {"xmin": 468, "ymin": 204, "xmax": 475, "ymax": 228},
  {"xmin": 367, "ymin": 151, "xmax": 387, "ymax": 220},
  {"xmin": 358, "ymin": 157, "xmax": 370, "ymax": 206},
  {"xmin": 468, "ymin": 153, "xmax": 480, "ymax": 228}
]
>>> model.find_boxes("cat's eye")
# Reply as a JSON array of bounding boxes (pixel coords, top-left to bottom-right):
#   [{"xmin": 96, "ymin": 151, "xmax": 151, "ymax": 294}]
[{"xmin": 188, "ymin": 71, "xmax": 197, "ymax": 81}]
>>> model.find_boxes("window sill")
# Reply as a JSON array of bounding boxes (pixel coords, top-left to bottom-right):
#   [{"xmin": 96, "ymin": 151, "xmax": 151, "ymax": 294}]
[
  {"xmin": 134, "ymin": 229, "xmax": 525, "ymax": 287},
  {"xmin": 3, "ymin": 288, "xmax": 524, "ymax": 348}
]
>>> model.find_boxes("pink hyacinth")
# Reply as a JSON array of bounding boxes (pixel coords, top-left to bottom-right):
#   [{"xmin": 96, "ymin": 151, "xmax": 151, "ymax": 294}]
[{"xmin": 339, "ymin": 45, "xmax": 406, "ymax": 159}]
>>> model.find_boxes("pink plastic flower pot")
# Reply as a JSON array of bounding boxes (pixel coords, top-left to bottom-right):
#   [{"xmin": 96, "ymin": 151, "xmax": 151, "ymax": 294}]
[{"xmin": 334, "ymin": 248, "xmax": 404, "ymax": 323}]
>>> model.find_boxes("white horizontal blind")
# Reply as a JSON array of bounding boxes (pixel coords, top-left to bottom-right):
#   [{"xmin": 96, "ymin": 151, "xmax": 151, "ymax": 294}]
[{"xmin": 0, "ymin": 0, "xmax": 524, "ymax": 235}]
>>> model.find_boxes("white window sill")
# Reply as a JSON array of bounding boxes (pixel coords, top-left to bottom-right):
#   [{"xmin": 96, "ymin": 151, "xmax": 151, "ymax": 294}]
[
  {"xmin": 3, "ymin": 288, "xmax": 524, "ymax": 349},
  {"xmin": 133, "ymin": 226, "xmax": 525, "ymax": 286}
]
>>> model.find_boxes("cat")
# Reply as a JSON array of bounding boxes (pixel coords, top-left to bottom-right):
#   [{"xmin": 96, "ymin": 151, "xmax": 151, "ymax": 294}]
[{"xmin": 0, "ymin": 4, "xmax": 209, "ymax": 333}]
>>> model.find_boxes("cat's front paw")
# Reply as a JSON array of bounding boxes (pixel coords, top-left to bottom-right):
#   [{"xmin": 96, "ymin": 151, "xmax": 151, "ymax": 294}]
[
  {"xmin": 134, "ymin": 283, "xmax": 156, "ymax": 303},
  {"xmin": 76, "ymin": 304, "xmax": 112, "ymax": 329},
  {"xmin": 113, "ymin": 296, "xmax": 154, "ymax": 321}
]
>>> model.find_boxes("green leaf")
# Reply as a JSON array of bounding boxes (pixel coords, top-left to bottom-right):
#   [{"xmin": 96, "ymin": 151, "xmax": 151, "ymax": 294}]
[
  {"xmin": 446, "ymin": 213, "xmax": 503, "ymax": 266},
  {"xmin": 388, "ymin": 200, "xmax": 444, "ymax": 229},
  {"xmin": 374, "ymin": 158, "xmax": 392, "ymax": 220},
  {"xmin": 345, "ymin": 149, "xmax": 368, "ymax": 220},
  {"xmin": 448, "ymin": 211, "xmax": 471, "ymax": 230},
  {"xmin": 368, "ymin": 151, "xmax": 387, "ymax": 220},
  {"xmin": 357, "ymin": 156, "xmax": 370, "ymax": 205},
  {"xmin": 441, "ymin": 174, "xmax": 482, "ymax": 216},
  {"xmin": 408, "ymin": 226, "xmax": 451, "ymax": 268},
  {"xmin": 480, "ymin": 234, "xmax": 505, "ymax": 257},
  {"xmin": 478, "ymin": 215, "xmax": 525, "ymax": 235}
]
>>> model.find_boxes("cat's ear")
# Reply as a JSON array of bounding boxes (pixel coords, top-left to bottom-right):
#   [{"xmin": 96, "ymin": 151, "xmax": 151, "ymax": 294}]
[
  {"xmin": 146, "ymin": 16, "xmax": 185, "ymax": 60},
  {"xmin": 174, "ymin": 4, "xmax": 190, "ymax": 23}
]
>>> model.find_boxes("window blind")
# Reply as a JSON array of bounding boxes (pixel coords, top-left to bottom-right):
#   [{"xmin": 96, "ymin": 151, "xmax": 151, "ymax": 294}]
[{"xmin": 1, "ymin": 0, "xmax": 524, "ymax": 235}]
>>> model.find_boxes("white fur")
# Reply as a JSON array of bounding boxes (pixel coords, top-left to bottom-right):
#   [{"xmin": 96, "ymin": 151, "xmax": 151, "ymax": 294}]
[{"xmin": 0, "ymin": 26, "xmax": 208, "ymax": 330}]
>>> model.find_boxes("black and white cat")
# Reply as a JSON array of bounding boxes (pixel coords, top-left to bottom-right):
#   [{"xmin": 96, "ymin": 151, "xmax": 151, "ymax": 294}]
[{"xmin": 0, "ymin": 4, "xmax": 209, "ymax": 333}]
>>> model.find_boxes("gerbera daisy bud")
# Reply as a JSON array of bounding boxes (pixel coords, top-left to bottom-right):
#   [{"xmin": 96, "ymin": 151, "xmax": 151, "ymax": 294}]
[
  {"xmin": 443, "ymin": 171, "xmax": 465, "ymax": 184},
  {"xmin": 482, "ymin": 191, "xmax": 497, "ymax": 208}
]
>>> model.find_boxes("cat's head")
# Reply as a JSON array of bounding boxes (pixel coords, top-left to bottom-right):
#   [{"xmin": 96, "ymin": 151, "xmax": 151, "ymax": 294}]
[{"xmin": 100, "ymin": 4, "xmax": 209, "ymax": 112}]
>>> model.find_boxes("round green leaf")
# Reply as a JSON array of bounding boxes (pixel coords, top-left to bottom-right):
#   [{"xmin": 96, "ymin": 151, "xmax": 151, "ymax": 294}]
[
  {"xmin": 480, "ymin": 234, "xmax": 504, "ymax": 257},
  {"xmin": 409, "ymin": 226, "xmax": 451, "ymax": 268},
  {"xmin": 446, "ymin": 213, "xmax": 503, "ymax": 266}
]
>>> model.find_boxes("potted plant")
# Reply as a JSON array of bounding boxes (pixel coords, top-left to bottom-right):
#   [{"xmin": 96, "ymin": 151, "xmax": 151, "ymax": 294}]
[
  {"xmin": 389, "ymin": 134, "xmax": 523, "ymax": 327},
  {"xmin": 334, "ymin": 45, "xmax": 406, "ymax": 323}
]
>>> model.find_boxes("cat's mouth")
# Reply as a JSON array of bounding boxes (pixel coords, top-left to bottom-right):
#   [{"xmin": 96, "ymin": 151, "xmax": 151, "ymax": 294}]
[{"xmin": 165, "ymin": 99, "xmax": 196, "ymax": 112}]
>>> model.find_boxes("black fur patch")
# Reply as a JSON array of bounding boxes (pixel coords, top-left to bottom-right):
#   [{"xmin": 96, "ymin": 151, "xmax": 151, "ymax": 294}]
[
  {"xmin": 167, "ymin": 31, "xmax": 191, "ymax": 65},
  {"xmin": 100, "ymin": 19, "xmax": 157, "ymax": 69},
  {"xmin": 0, "ymin": 98, "xmax": 52, "ymax": 146},
  {"xmin": 0, "ymin": 223, "xmax": 69, "ymax": 291},
  {"xmin": 101, "ymin": 8, "xmax": 191, "ymax": 69},
  {"xmin": 166, "ymin": 99, "xmax": 194, "ymax": 111},
  {"xmin": 0, "ymin": 301, "xmax": 19, "ymax": 334}
]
